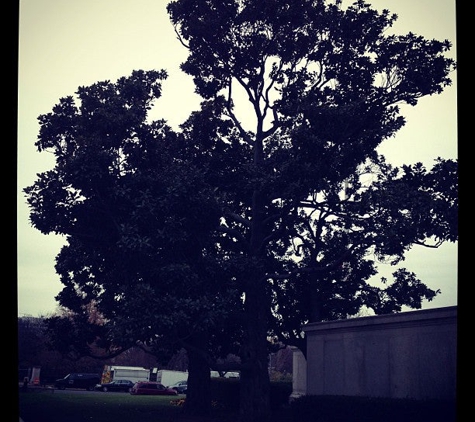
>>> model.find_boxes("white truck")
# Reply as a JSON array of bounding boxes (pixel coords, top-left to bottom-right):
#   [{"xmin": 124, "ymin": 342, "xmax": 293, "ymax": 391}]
[
  {"xmin": 211, "ymin": 370, "xmax": 240, "ymax": 379},
  {"xmin": 154, "ymin": 369, "xmax": 188, "ymax": 387},
  {"xmin": 101, "ymin": 365, "xmax": 151, "ymax": 384}
]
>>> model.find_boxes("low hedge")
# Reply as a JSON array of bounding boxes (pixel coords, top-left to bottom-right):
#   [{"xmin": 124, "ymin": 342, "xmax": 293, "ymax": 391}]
[
  {"xmin": 210, "ymin": 377, "xmax": 292, "ymax": 411},
  {"xmin": 289, "ymin": 395, "xmax": 457, "ymax": 422}
]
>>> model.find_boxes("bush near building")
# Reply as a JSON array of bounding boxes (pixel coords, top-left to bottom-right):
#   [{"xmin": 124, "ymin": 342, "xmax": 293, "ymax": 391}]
[
  {"xmin": 289, "ymin": 395, "xmax": 457, "ymax": 422},
  {"xmin": 209, "ymin": 378, "xmax": 292, "ymax": 412}
]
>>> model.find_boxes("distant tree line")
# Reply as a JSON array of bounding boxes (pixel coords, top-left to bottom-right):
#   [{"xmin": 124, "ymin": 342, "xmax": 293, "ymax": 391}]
[
  {"xmin": 17, "ymin": 315, "xmax": 292, "ymax": 384},
  {"xmin": 18, "ymin": 315, "xmax": 153, "ymax": 383}
]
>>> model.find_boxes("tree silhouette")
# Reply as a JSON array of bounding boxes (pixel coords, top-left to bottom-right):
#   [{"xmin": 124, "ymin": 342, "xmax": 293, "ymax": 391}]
[
  {"xmin": 24, "ymin": 1, "xmax": 457, "ymax": 421},
  {"xmin": 166, "ymin": 1, "xmax": 456, "ymax": 419}
]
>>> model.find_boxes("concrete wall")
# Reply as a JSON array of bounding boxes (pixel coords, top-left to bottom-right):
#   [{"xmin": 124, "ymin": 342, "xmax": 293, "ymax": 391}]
[
  {"xmin": 301, "ymin": 306, "xmax": 457, "ymax": 400},
  {"xmin": 289, "ymin": 346, "xmax": 307, "ymax": 401}
]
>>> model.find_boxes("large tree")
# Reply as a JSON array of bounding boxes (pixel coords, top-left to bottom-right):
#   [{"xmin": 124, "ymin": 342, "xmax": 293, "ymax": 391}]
[
  {"xmin": 166, "ymin": 0, "xmax": 457, "ymax": 420},
  {"xmin": 24, "ymin": 69, "xmax": 244, "ymax": 415},
  {"xmin": 24, "ymin": 1, "xmax": 457, "ymax": 421}
]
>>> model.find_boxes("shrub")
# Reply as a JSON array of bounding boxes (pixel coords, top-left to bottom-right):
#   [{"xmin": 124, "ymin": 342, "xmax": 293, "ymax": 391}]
[
  {"xmin": 210, "ymin": 377, "xmax": 240, "ymax": 411},
  {"xmin": 270, "ymin": 380, "xmax": 293, "ymax": 409},
  {"xmin": 209, "ymin": 377, "xmax": 292, "ymax": 412},
  {"xmin": 289, "ymin": 395, "xmax": 457, "ymax": 422}
]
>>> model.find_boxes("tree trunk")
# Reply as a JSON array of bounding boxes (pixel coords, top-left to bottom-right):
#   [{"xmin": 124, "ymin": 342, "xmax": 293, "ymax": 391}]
[
  {"xmin": 238, "ymin": 136, "xmax": 271, "ymax": 422},
  {"xmin": 239, "ymin": 273, "xmax": 271, "ymax": 422},
  {"xmin": 184, "ymin": 343, "xmax": 211, "ymax": 416}
]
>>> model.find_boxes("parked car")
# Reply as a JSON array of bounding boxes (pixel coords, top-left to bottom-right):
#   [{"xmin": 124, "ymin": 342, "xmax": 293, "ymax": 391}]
[
  {"xmin": 54, "ymin": 373, "xmax": 101, "ymax": 391},
  {"xmin": 130, "ymin": 381, "xmax": 178, "ymax": 396},
  {"xmin": 94, "ymin": 379, "xmax": 135, "ymax": 392},
  {"xmin": 167, "ymin": 380, "xmax": 187, "ymax": 394}
]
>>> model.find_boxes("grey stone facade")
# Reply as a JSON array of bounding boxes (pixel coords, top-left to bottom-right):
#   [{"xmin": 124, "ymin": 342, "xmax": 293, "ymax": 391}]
[{"xmin": 292, "ymin": 306, "xmax": 457, "ymax": 401}]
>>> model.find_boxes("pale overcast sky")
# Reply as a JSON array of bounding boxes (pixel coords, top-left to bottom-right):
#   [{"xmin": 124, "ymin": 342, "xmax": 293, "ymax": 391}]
[{"xmin": 17, "ymin": 0, "xmax": 458, "ymax": 317}]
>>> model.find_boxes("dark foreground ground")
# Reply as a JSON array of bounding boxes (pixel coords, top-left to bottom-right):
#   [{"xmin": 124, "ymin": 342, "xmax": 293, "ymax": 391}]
[
  {"xmin": 17, "ymin": 387, "xmax": 293, "ymax": 422},
  {"xmin": 17, "ymin": 386, "xmax": 457, "ymax": 422}
]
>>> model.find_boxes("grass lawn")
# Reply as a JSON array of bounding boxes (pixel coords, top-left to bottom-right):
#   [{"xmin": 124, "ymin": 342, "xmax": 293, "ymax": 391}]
[
  {"xmin": 18, "ymin": 387, "xmax": 455, "ymax": 422},
  {"xmin": 18, "ymin": 389, "xmax": 292, "ymax": 422}
]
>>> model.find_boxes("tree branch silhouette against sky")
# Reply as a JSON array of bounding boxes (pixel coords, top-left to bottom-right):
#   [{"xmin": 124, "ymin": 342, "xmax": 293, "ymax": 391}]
[{"xmin": 17, "ymin": 0, "xmax": 457, "ymax": 317}]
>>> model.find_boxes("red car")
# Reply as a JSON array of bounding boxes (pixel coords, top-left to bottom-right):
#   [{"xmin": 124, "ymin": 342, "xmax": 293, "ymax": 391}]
[{"xmin": 130, "ymin": 381, "xmax": 178, "ymax": 396}]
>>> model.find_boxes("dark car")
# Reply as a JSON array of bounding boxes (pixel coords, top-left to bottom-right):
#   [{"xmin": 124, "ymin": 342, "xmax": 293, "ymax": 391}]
[
  {"xmin": 167, "ymin": 380, "xmax": 187, "ymax": 394},
  {"xmin": 94, "ymin": 379, "xmax": 135, "ymax": 392},
  {"xmin": 130, "ymin": 381, "xmax": 178, "ymax": 396},
  {"xmin": 55, "ymin": 373, "xmax": 101, "ymax": 391}
]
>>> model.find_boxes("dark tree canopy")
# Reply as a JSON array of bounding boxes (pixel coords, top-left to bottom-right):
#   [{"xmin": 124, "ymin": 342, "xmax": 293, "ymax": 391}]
[{"xmin": 24, "ymin": 2, "xmax": 457, "ymax": 421}]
